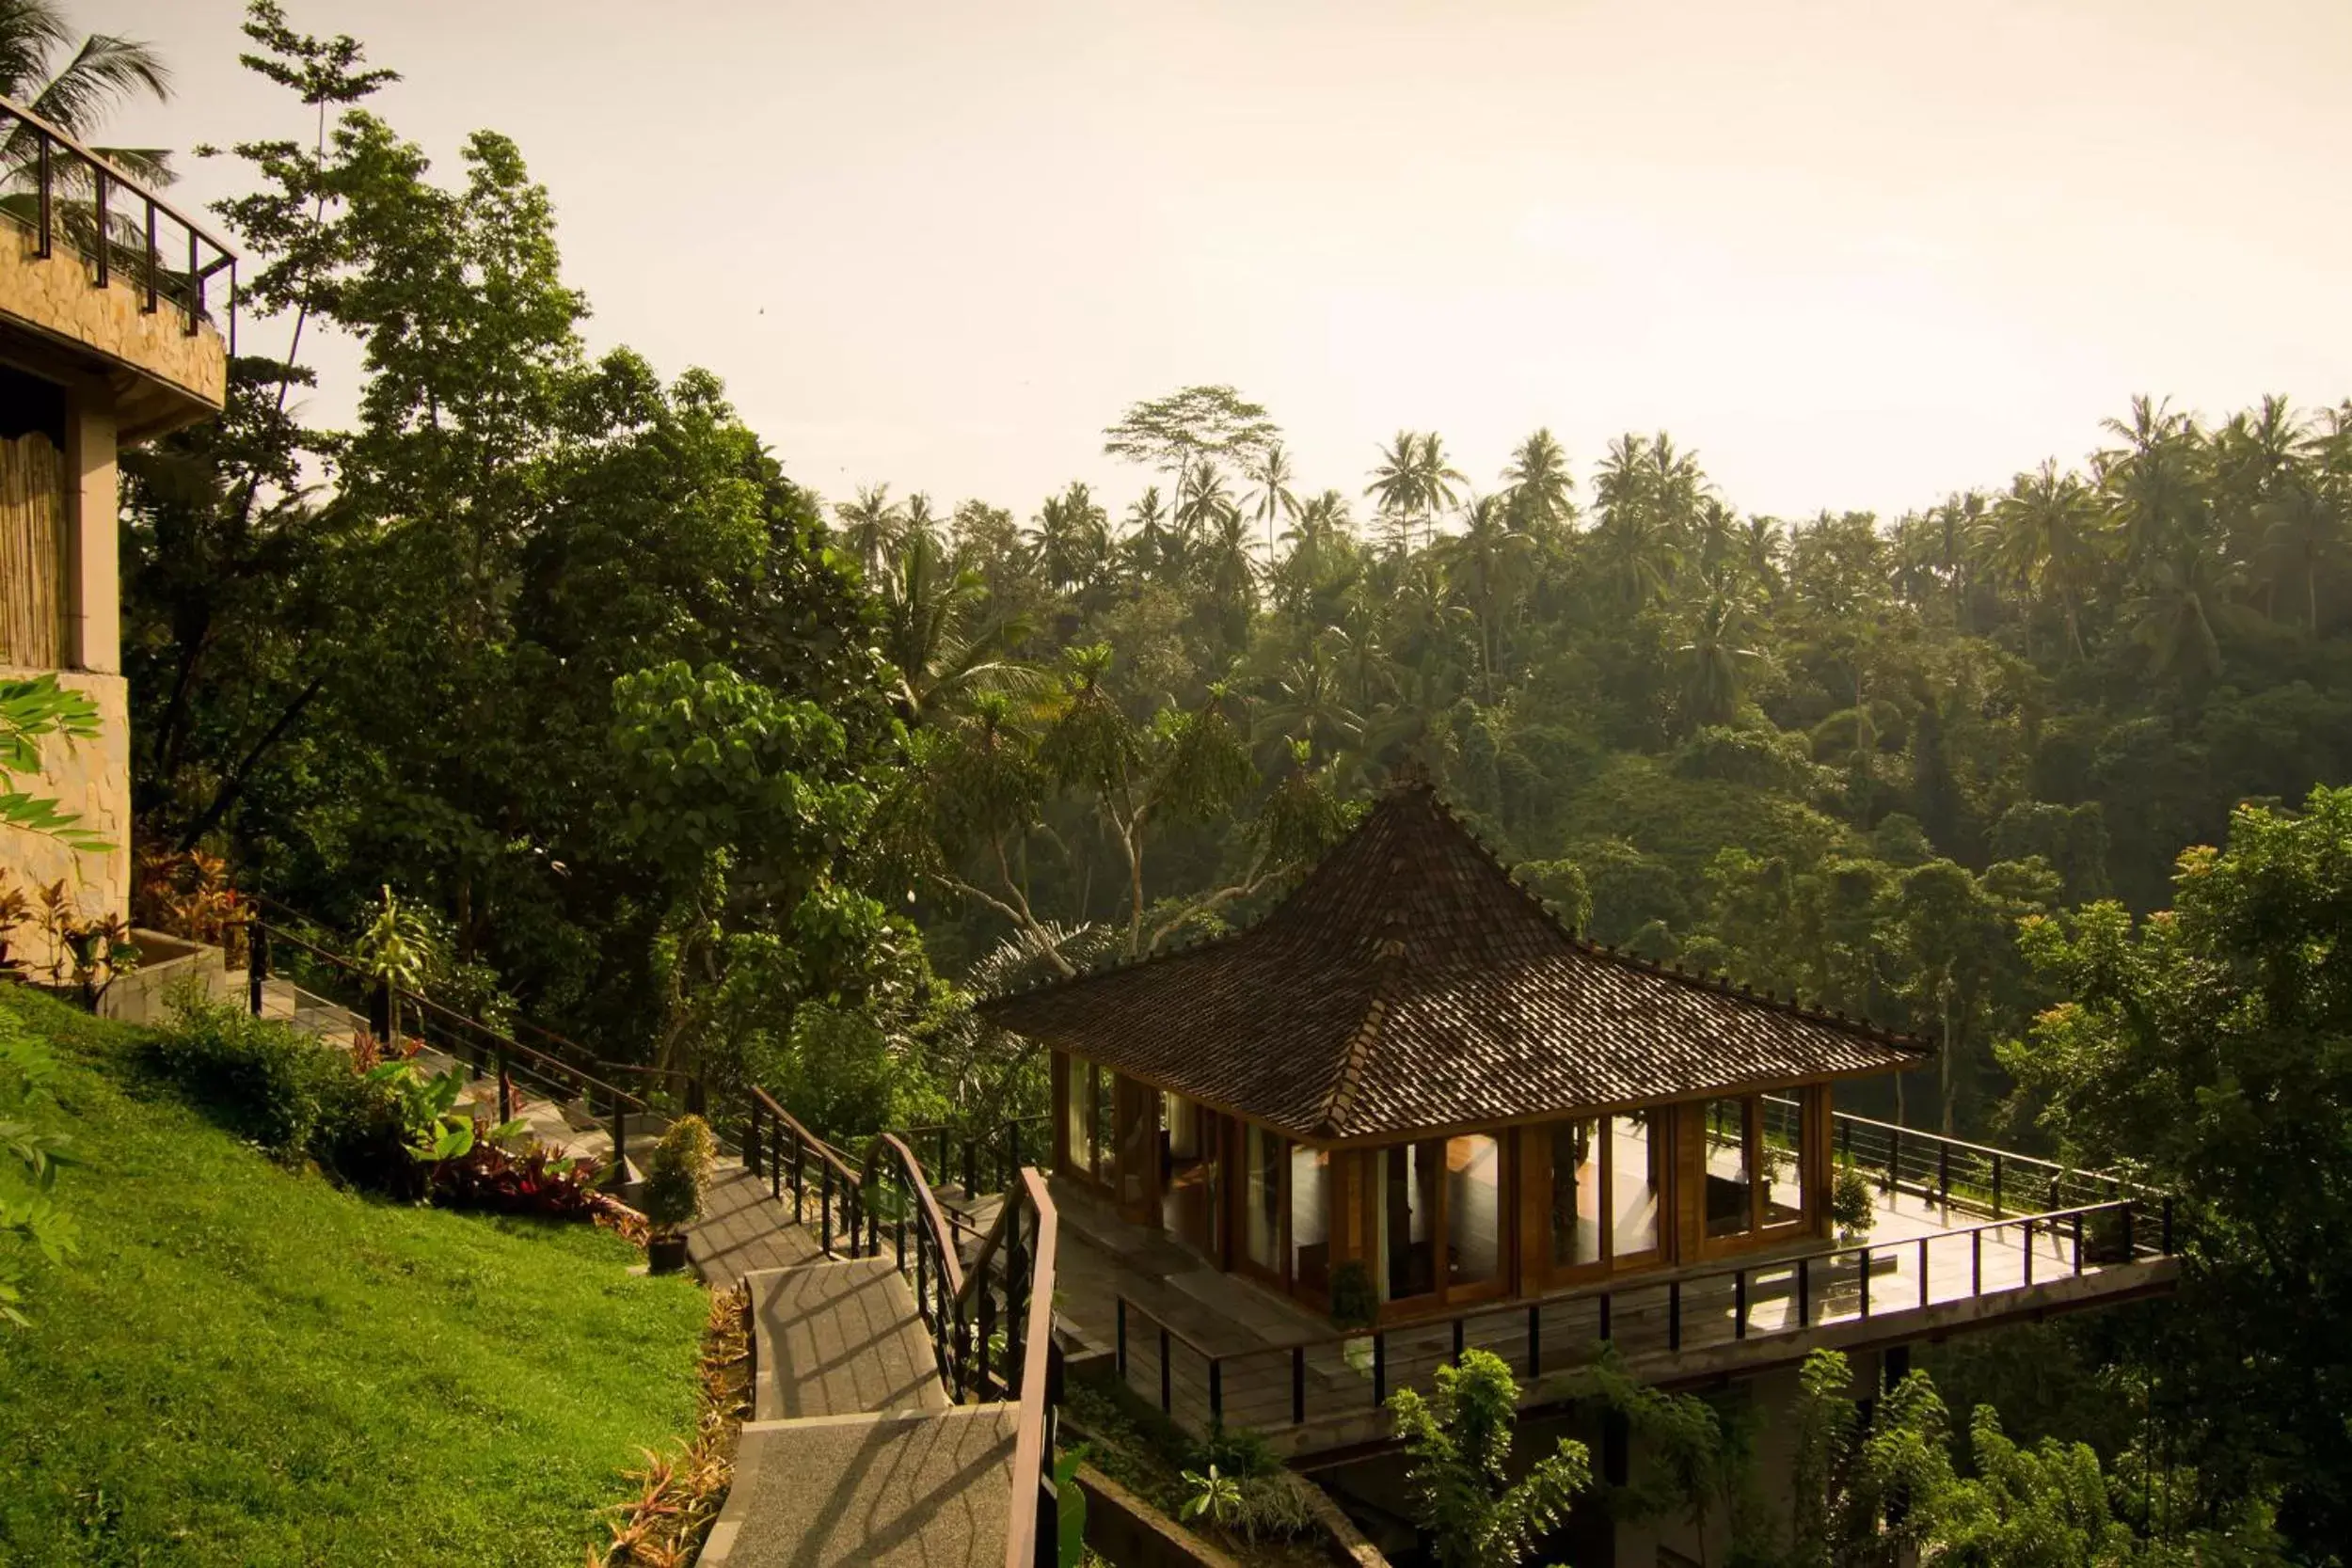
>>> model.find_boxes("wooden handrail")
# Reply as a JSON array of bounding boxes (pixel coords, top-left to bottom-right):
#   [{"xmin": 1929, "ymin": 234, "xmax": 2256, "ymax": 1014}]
[
  {"xmin": 861, "ymin": 1131, "xmax": 966, "ymax": 1306},
  {"xmin": 1002, "ymin": 1168, "xmax": 1059, "ymax": 1568},
  {"xmin": 1120, "ymin": 1194, "xmax": 2165, "ymax": 1370}
]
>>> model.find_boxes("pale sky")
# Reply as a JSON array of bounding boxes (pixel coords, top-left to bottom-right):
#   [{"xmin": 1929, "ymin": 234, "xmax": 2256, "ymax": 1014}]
[{"xmin": 101, "ymin": 0, "xmax": 2352, "ymax": 524}]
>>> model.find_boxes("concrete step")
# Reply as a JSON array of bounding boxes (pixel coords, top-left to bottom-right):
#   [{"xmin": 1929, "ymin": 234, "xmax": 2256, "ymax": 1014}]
[
  {"xmin": 751, "ymin": 1257, "xmax": 948, "ymax": 1421},
  {"xmin": 701, "ymin": 1405, "xmax": 1019, "ymax": 1568}
]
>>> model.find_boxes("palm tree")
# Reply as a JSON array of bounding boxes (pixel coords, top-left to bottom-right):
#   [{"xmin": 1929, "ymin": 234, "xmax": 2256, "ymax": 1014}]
[
  {"xmin": 1246, "ymin": 440, "xmax": 1300, "ymax": 564},
  {"xmin": 1258, "ymin": 640, "xmax": 1362, "ymax": 765},
  {"xmin": 1740, "ymin": 515, "xmax": 1786, "ymax": 597},
  {"xmin": 832, "ymin": 484, "xmax": 904, "ymax": 577},
  {"xmin": 1365, "ymin": 431, "xmax": 1423, "ymax": 557},
  {"xmin": 1025, "ymin": 482, "xmax": 1108, "ymax": 595},
  {"xmin": 1431, "ymin": 494, "xmax": 1534, "ymax": 700},
  {"xmin": 1990, "ymin": 461, "xmax": 2105, "ymax": 659},
  {"xmin": 0, "ymin": 2, "xmax": 173, "ymax": 189},
  {"xmin": 901, "ymin": 492, "xmax": 946, "ymax": 550},
  {"xmin": 1592, "ymin": 436, "xmax": 1679, "ymax": 610},
  {"xmin": 1416, "ymin": 433, "xmax": 1468, "ymax": 547},
  {"xmin": 2128, "ymin": 541, "xmax": 2248, "ymax": 682},
  {"xmin": 1177, "ymin": 460, "xmax": 1236, "ymax": 551},
  {"xmin": 1502, "ymin": 428, "xmax": 1573, "ymax": 533},
  {"xmin": 2257, "ymin": 478, "xmax": 2343, "ymax": 631},
  {"xmin": 1674, "ymin": 593, "xmax": 1761, "ymax": 727},
  {"xmin": 876, "ymin": 530, "xmax": 1037, "ymax": 723},
  {"xmin": 1273, "ymin": 489, "xmax": 1352, "ymax": 614},
  {"xmin": 1121, "ymin": 484, "xmax": 1171, "ymax": 580},
  {"xmin": 2096, "ymin": 396, "xmax": 2205, "ymax": 571}
]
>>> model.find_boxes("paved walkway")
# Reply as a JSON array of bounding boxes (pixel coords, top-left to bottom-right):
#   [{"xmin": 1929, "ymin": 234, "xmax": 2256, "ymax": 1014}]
[{"xmin": 701, "ymin": 1257, "xmax": 1018, "ymax": 1567}]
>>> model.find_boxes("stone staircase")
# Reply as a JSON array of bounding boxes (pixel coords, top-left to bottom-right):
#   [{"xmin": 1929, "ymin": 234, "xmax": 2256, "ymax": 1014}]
[{"xmin": 702, "ymin": 1257, "xmax": 1022, "ymax": 1567}]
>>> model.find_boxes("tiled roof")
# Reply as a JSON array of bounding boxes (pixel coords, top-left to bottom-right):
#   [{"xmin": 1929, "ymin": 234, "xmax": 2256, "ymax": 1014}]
[{"xmin": 978, "ymin": 782, "xmax": 1930, "ymax": 1142}]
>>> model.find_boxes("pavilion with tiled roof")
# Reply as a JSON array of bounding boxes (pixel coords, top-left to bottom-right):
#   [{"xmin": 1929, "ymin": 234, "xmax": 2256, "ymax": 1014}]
[{"xmin": 980, "ymin": 779, "xmax": 1930, "ymax": 1322}]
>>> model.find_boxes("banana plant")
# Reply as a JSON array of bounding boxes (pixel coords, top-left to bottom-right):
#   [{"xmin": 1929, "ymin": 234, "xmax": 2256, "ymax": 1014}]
[{"xmin": 364, "ymin": 1060, "xmax": 526, "ymax": 1166}]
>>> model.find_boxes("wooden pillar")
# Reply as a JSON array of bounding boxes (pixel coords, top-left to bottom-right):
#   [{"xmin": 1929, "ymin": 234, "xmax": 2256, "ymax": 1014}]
[
  {"xmin": 1805, "ymin": 1085, "xmax": 1835, "ymax": 1239},
  {"xmin": 1049, "ymin": 1051, "xmax": 1070, "ymax": 1173}
]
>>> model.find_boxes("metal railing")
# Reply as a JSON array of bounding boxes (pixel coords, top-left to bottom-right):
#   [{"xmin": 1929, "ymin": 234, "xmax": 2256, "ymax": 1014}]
[
  {"xmin": 899, "ymin": 1114, "xmax": 1054, "ymax": 1205},
  {"xmin": 1813, "ymin": 1099, "xmax": 2131, "ymax": 1216},
  {"xmin": 1113, "ymin": 1192, "xmax": 2172, "ymax": 1436},
  {"xmin": 246, "ymin": 915, "xmax": 653, "ymax": 1188},
  {"xmin": 0, "ymin": 92, "xmax": 237, "ymax": 350}
]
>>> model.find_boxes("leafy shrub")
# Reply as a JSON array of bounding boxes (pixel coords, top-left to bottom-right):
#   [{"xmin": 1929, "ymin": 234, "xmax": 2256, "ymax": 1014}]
[
  {"xmin": 1833, "ymin": 1161, "xmax": 1876, "ymax": 1241},
  {"xmin": 148, "ymin": 997, "xmax": 379, "ymax": 1166},
  {"xmin": 1327, "ymin": 1259, "xmax": 1377, "ymax": 1331},
  {"xmin": 641, "ymin": 1115, "xmax": 716, "ymax": 1235}
]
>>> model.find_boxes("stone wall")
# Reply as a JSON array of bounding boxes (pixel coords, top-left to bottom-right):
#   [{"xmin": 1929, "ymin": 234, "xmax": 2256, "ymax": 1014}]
[
  {"xmin": 0, "ymin": 664, "xmax": 128, "ymax": 977},
  {"xmin": 0, "ymin": 217, "xmax": 226, "ymax": 418}
]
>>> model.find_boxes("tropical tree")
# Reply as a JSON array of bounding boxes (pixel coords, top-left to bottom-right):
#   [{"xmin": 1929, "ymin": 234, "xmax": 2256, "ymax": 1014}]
[
  {"xmin": 1103, "ymin": 385, "xmax": 1279, "ymax": 533},
  {"xmin": 1388, "ymin": 1349, "xmax": 1591, "ymax": 1568},
  {"xmin": 1990, "ymin": 460, "xmax": 2106, "ymax": 659},
  {"xmin": 1672, "ymin": 593, "xmax": 1761, "ymax": 729},
  {"xmin": 833, "ymin": 483, "xmax": 905, "ymax": 577},
  {"xmin": 1365, "ymin": 429, "xmax": 1426, "ymax": 556},
  {"xmin": 1432, "ymin": 494, "xmax": 1534, "ymax": 700},
  {"xmin": 2255, "ymin": 476, "xmax": 2341, "ymax": 631},
  {"xmin": 1026, "ymin": 481, "xmax": 1109, "ymax": 596},
  {"xmin": 875, "ymin": 529, "xmax": 1034, "ymax": 722},
  {"xmin": 1246, "ymin": 439, "xmax": 1299, "ymax": 563},
  {"xmin": 0, "ymin": 0, "xmax": 173, "ymax": 201},
  {"xmin": 1502, "ymin": 427, "xmax": 1573, "ymax": 533}
]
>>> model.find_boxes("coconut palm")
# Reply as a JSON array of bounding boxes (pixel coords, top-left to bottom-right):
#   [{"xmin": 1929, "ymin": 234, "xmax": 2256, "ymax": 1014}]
[
  {"xmin": 1121, "ymin": 484, "xmax": 1171, "ymax": 580},
  {"xmin": 1257, "ymin": 640, "xmax": 1362, "ymax": 765},
  {"xmin": 1416, "ymin": 433, "xmax": 1468, "ymax": 547},
  {"xmin": 1674, "ymin": 593, "xmax": 1762, "ymax": 727},
  {"xmin": 2257, "ymin": 477, "xmax": 2343, "ymax": 631},
  {"xmin": 1432, "ymin": 494, "xmax": 1534, "ymax": 701},
  {"xmin": 1026, "ymin": 481, "xmax": 1109, "ymax": 595},
  {"xmin": 2096, "ymin": 396, "xmax": 2206, "ymax": 571},
  {"xmin": 2128, "ymin": 541, "xmax": 2249, "ymax": 681},
  {"xmin": 832, "ymin": 484, "xmax": 905, "ymax": 577},
  {"xmin": 876, "ymin": 530, "xmax": 1038, "ymax": 723},
  {"xmin": 1178, "ymin": 460, "xmax": 1237, "ymax": 550},
  {"xmin": 1990, "ymin": 461, "xmax": 2105, "ymax": 659},
  {"xmin": 0, "ymin": 1, "xmax": 173, "ymax": 190},
  {"xmin": 1365, "ymin": 430, "xmax": 1424, "ymax": 557},
  {"xmin": 1246, "ymin": 440, "xmax": 1300, "ymax": 564},
  {"xmin": 1502, "ymin": 428, "xmax": 1573, "ymax": 533}
]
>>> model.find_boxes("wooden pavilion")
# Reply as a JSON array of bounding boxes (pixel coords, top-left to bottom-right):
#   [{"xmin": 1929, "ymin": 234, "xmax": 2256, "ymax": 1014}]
[{"xmin": 980, "ymin": 780, "xmax": 1931, "ymax": 1326}]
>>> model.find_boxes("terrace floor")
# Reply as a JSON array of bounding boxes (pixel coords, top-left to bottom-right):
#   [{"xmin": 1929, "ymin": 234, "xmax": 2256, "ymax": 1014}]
[{"xmin": 1045, "ymin": 1173, "xmax": 2177, "ymax": 1457}]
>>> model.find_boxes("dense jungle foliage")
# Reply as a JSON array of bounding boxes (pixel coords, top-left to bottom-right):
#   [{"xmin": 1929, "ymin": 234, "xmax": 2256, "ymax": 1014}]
[{"xmin": 89, "ymin": 4, "xmax": 2352, "ymax": 1554}]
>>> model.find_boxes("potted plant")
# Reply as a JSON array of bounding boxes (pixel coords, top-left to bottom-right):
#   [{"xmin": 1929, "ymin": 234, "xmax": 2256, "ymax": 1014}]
[
  {"xmin": 1832, "ymin": 1160, "xmax": 1876, "ymax": 1243},
  {"xmin": 641, "ymin": 1114, "xmax": 716, "ymax": 1275}
]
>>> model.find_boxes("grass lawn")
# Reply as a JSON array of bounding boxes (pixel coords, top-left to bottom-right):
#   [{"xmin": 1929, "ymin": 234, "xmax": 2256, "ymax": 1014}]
[{"xmin": 0, "ymin": 989, "xmax": 707, "ymax": 1567}]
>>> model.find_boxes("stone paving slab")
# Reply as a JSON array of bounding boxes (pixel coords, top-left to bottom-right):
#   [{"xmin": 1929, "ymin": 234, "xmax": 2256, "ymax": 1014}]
[
  {"xmin": 701, "ymin": 1407, "xmax": 1019, "ymax": 1568},
  {"xmin": 754, "ymin": 1258, "xmax": 949, "ymax": 1420}
]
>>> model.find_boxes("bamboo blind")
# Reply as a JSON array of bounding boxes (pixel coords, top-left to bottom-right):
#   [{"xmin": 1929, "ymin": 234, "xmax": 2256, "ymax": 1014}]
[{"xmin": 0, "ymin": 432, "xmax": 64, "ymax": 668}]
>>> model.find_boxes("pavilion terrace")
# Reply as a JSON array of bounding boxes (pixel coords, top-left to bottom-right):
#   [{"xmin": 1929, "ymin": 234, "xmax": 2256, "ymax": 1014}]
[{"xmin": 980, "ymin": 780, "xmax": 2176, "ymax": 1454}]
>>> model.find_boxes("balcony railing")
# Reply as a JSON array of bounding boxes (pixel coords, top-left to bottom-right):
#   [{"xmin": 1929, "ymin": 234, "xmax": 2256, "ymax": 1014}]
[
  {"xmin": 1112, "ymin": 1112, "xmax": 2174, "ymax": 1439},
  {"xmin": 0, "ymin": 92, "xmax": 237, "ymax": 351}
]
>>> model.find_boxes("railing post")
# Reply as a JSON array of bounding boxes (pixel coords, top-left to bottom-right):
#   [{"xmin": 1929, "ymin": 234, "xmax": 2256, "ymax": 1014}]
[
  {"xmin": 2161, "ymin": 1196, "xmax": 2174, "ymax": 1254},
  {"xmin": 1734, "ymin": 1269, "xmax": 1747, "ymax": 1340},
  {"xmin": 246, "ymin": 920, "xmax": 267, "ymax": 1017},
  {"xmin": 1452, "ymin": 1317, "xmax": 1465, "ymax": 1364},
  {"xmin": 1597, "ymin": 1291, "xmax": 1613, "ymax": 1344},
  {"xmin": 1797, "ymin": 1258, "xmax": 1811, "ymax": 1327},
  {"xmin": 1839, "ymin": 1117, "xmax": 1852, "ymax": 1164},
  {"xmin": 1292, "ymin": 1344, "xmax": 1306, "ymax": 1424},
  {"xmin": 92, "ymin": 166, "xmax": 108, "ymax": 288},
  {"xmin": 1669, "ymin": 1280, "xmax": 1682, "ymax": 1350},
  {"xmin": 745, "ymin": 1101, "xmax": 761, "ymax": 1178},
  {"xmin": 1938, "ymin": 1143, "xmax": 1951, "ymax": 1209},
  {"xmin": 1005, "ymin": 1119, "xmax": 1022, "ymax": 1191},
  {"xmin": 1527, "ymin": 1305, "xmax": 1542, "ymax": 1378},
  {"xmin": 1858, "ymin": 1248, "xmax": 1871, "ymax": 1319},
  {"xmin": 1373, "ymin": 1331, "xmax": 1387, "ymax": 1405},
  {"xmin": 2023, "ymin": 1220, "xmax": 2034, "ymax": 1288},
  {"xmin": 1992, "ymin": 1154, "xmax": 2004, "ymax": 1218},
  {"xmin": 1919, "ymin": 1237, "xmax": 1931, "ymax": 1308},
  {"xmin": 792, "ymin": 1134, "xmax": 805, "ymax": 1213},
  {"xmin": 186, "ymin": 226, "xmax": 200, "ymax": 334},
  {"xmin": 35, "ymin": 134, "xmax": 51, "ymax": 258},
  {"xmin": 1116, "ymin": 1298, "xmax": 1127, "ymax": 1374},
  {"xmin": 1159, "ymin": 1327, "xmax": 1171, "ymax": 1412},
  {"xmin": 143, "ymin": 198, "xmax": 157, "ymax": 312},
  {"xmin": 1972, "ymin": 1229, "xmax": 1982, "ymax": 1295},
  {"xmin": 919, "ymin": 1218, "xmax": 931, "ymax": 1321},
  {"xmin": 977, "ymin": 1283, "xmax": 996, "ymax": 1398},
  {"xmin": 770, "ymin": 1124, "xmax": 783, "ymax": 1201},
  {"xmin": 1886, "ymin": 1127, "xmax": 1900, "ymax": 1196},
  {"xmin": 608, "ymin": 1101, "xmax": 627, "ymax": 1193},
  {"xmin": 496, "ymin": 1050, "xmax": 512, "ymax": 1123},
  {"xmin": 1209, "ymin": 1359, "xmax": 1223, "ymax": 1426},
  {"xmin": 963, "ymin": 1136, "xmax": 977, "ymax": 1199},
  {"xmin": 2073, "ymin": 1211, "xmax": 2085, "ymax": 1276},
  {"xmin": 939, "ymin": 1127, "xmax": 952, "ymax": 1186},
  {"xmin": 821, "ymin": 1163, "xmax": 835, "ymax": 1256}
]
